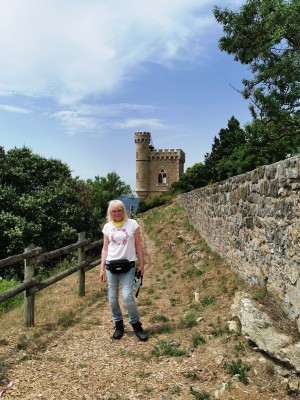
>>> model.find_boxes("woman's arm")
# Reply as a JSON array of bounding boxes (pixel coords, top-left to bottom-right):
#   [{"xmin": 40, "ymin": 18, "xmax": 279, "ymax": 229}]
[
  {"xmin": 99, "ymin": 235, "xmax": 109, "ymax": 282},
  {"xmin": 135, "ymin": 227, "xmax": 145, "ymax": 275}
]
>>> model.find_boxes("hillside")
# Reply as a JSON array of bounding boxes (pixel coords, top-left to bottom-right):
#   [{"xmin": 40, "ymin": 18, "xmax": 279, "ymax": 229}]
[{"xmin": 0, "ymin": 201, "xmax": 296, "ymax": 399}]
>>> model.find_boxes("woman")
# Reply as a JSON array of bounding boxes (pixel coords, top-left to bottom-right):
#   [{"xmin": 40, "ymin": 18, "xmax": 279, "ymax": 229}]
[{"xmin": 99, "ymin": 199, "xmax": 148, "ymax": 341}]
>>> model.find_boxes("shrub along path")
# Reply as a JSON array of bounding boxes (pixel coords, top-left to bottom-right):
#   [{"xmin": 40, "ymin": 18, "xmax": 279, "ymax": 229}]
[{"xmin": 0, "ymin": 201, "xmax": 294, "ymax": 399}]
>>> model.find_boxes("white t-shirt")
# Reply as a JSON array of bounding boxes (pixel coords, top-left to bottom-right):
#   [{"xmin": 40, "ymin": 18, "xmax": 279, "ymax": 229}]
[{"xmin": 102, "ymin": 219, "xmax": 139, "ymax": 262}]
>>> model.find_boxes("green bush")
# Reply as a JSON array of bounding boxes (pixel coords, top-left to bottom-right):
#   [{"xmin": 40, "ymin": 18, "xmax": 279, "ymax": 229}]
[
  {"xmin": 136, "ymin": 193, "xmax": 171, "ymax": 214},
  {"xmin": 0, "ymin": 278, "xmax": 23, "ymax": 313}
]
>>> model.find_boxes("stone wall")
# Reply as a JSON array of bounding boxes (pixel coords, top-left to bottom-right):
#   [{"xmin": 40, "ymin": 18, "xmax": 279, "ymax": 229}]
[{"xmin": 177, "ymin": 156, "xmax": 300, "ymax": 331}]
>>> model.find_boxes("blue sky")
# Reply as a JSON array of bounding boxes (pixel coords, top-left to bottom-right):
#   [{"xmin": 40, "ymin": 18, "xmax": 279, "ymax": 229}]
[{"xmin": 0, "ymin": 0, "xmax": 251, "ymax": 193}]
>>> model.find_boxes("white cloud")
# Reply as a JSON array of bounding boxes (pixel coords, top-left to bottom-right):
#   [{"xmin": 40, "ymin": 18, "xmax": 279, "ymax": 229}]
[
  {"xmin": 113, "ymin": 118, "xmax": 167, "ymax": 130},
  {"xmin": 51, "ymin": 102, "xmax": 163, "ymax": 135},
  {"xmin": 0, "ymin": 104, "xmax": 31, "ymax": 114},
  {"xmin": 0, "ymin": 0, "xmax": 238, "ymax": 105},
  {"xmin": 51, "ymin": 110, "xmax": 103, "ymax": 136},
  {"xmin": 74, "ymin": 103, "xmax": 158, "ymax": 117}
]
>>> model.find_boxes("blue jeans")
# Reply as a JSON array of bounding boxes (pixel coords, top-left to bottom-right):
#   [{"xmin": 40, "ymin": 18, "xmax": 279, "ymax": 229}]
[{"xmin": 106, "ymin": 267, "xmax": 140, "ymax": 324}]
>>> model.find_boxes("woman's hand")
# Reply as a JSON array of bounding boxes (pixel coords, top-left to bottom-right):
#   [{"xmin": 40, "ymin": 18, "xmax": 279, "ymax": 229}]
[
  {"xmin": 137, "ymin": 263, "xmax": 144, "ymax": 275},
  {"xmin": 99, "ymin": 268, "xmax": 106, "ymax": 282}
]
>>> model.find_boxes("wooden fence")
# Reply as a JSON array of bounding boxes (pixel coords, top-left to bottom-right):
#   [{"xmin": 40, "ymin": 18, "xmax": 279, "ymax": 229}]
[{"xmin": 0, "ymin": 232, "xmax": 103, "ymax": 327}]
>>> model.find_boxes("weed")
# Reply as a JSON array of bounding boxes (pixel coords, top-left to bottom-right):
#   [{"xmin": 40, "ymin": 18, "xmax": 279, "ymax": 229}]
[
  {"xmin": 234, "ymin": 343, "xmax": 245, "ymax": 353},
  {"xmin": 181, "ymin": 265, "xmax": 204, "ymax": 278},
  {"xmin": 142, "ymin": 386, "xmax": 153, "ymax": 393},
  {"xmin": 265, "ymin": 362, "xmax": 275, "ymax": 376},
  {"xmin": 16, "ymin": 334, "xmax": 29, "ymax": 350},
  {"xmin": 262, "ymin": 322, "xmax": 272, "ymax": 329},
  {"xmin": 199, "ymin": 243, "xmax": 210, "ymax": 252},
  {"xmin": 210, "ymin": 327, "xmax": 224, "ymax": 337},
  {"xmin": 162, "ymin": 261, "xmax": 173, "ymax": 271},
  {"xmin": 117, "ymin": 349, "xmax": 138, "ymax": 358},
  {"xmin": 179, "ymin": 312, "xmax": 197, "ymax": 329},
  {"xmin": 146, "ymin": 286, "xmax": 155, "ymax": 295},
  {"xmin": 159, "ymin": 279, "xmax": 173, "ymax": 289},
  {"xmin": 169, "ymin": 297, "xmax": 181, "ymax": 307},
  {"xmin": 190, "ymin": 386, "xmax": 210, "ymax": 399},
  {"xmin": 136, "ymin": 370, "xmax": 151, "ymax": 378},
  {"xmin": 170, "ymin": 384, "xmax": 181, "ymax": 394},
  {"xmin": 162, "ymin": 247, "xmax": 176, "ymax": 260},
  {"xmin": 150, "ymin": 314, "xmax": 169, "ymax": 323},
  {"xmin": 209, "ymin": 316, "xmax": 228, "ymax": 337},
  {"xmin": 192, "ymin": 333, "xmax": 206, "ymax": 348},
  {"xmin": 138, "ymin": 297, "xmax": 153, "ymax": 306},
  {"xmin": 225, "ymin": 381, "xmax": 233, "ymax": 391},
  {"xmin": 57, "ymin": 311, "xmax": 79, "ymax": 329},
  {"xmin": 0, "ymin": 357, "xmax": 7, "ymax": 384},
  {"xmin": 117, "ymin": 349, "xmax": 127, "ymax": 357},
  {"xmin": 138, "ymin": 308, "xmax": 148, "ymax": 317},
  {"xmin": 150, "ymin": 340, "xmax": 187, "ymax": 357},
  {"xmin": 152, "ymin": 323, "xmax": 174, "ymax": 334},
  {"xmin": 184, "ymin": 371, "xmax": 199, "ymax": 381},
  {"xmin": 200, "ymin": 296, "xmax": 214, "ymax": 307},
  {"xmin": 189, "ymin": 303, "xmax": 203, "ymax": 312},
  {"xmin": 252, "ymin": 286, "xmax": 268, "ymax": 301},
  {"xmin": 224, "ymin": 358, "xmax": 251, "ymax": 384},
  {"xmin": 268, "ymin": 382, "xmax": 277, "ymax": 392},
  {"xmin": 202, "ymin": 279, "xmax": 208, "ymax": 290}
]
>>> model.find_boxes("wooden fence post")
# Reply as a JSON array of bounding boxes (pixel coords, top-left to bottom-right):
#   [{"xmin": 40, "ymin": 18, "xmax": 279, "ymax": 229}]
[
  {"xmin": 24, "ymin": 244, "xmax": 36, "ymax": 327},
  {"xmin": 78, "ymin": 232, "xmax": 86, "ymax": 296}
]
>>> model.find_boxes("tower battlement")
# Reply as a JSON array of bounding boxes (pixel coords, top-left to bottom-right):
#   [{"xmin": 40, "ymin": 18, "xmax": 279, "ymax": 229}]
[
  {"xmin": 134, "ymin": 131, "xmax": 151, "ymax": 144},
  {"xmin": 135, "ymin": 131, "xmax": 151, "ymax": 136},
  {"xmin": 150, "ymin": 148, "xmax": 185, "ymax": 161},
  {"xmin": 135, "ymin": 131, "xmax": 185, "ymax": 200}
]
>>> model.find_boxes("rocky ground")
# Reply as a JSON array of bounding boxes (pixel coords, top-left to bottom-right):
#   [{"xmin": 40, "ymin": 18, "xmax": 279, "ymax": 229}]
[{"xmin": 0, "ymin": 201, "xmax": 299, "ymax": 399}]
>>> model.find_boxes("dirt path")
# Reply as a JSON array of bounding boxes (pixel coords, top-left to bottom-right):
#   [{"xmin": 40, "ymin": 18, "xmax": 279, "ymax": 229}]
[{"xmin": 0, "ymin": 204, "xmax": 294, "ymax": 399}]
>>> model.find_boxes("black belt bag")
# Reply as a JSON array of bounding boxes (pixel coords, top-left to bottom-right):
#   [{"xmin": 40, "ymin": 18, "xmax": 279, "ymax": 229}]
[{"xmin": 106, "ymin": 259, "xmax": 135, "ymax": 274}]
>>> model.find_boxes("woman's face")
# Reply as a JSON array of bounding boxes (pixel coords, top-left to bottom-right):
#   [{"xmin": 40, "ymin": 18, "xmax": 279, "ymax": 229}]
[{"xmin": 111, "ymin": 207, "xmax": 124, "ymax": 222}]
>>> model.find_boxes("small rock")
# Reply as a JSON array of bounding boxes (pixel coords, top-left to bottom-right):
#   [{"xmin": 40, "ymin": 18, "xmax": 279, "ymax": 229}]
[
  {"xmin": 227, "ymin": 320, "xmax": 240, "ymax": 332},
  {"xmin": 286, "ymin": 376, "xmax": 300, "ymax": 396},
  {"xmin": 215, "ymin": 354, "xmax": 224, "ymax": 365}
]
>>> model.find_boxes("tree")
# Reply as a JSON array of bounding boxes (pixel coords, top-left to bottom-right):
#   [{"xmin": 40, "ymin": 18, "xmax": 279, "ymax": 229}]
[
  {"xmin": 86, "ymin": 172, "xmax": 133, "ymax": 220},
  {"xmin": 169, "ymin": 162, "xmax": 207, "ymax": 194},
  {"xmin": 0, "ymin": 147, "xmax": 94, "ymax": 278},
  {"xmin": 204, "ymin": 116, "xmax": 248, "ymax": 182},
  {"xmin": 214, "ymin": 0, "xmax": 300, "ymax": 140}
]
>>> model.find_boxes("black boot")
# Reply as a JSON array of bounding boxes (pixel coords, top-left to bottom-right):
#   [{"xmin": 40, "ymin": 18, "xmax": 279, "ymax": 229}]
[
  {"xmin": 113, "ymin": 320, "xmax": 124, "ymax": 340},
  {"xmin": 132, "ymin": 321, "xmax": 148, "ymax": 341}
]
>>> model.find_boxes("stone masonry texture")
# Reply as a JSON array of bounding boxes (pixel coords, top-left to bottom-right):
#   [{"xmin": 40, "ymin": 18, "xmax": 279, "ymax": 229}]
[{"xmin": 177, "ymin": 156, "xmax": 300, "ymax": 332}]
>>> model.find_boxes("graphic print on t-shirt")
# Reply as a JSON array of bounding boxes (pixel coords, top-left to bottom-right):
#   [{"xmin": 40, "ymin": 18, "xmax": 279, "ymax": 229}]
[{"xmin": 111, "ymin": 228, "xmax": 129, "ymax": 246}]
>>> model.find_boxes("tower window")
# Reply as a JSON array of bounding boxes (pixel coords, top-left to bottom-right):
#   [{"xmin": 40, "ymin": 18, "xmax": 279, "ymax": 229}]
[{"xmin": 158, "ymin": 168, "xmax": 167, "ymax": 185}]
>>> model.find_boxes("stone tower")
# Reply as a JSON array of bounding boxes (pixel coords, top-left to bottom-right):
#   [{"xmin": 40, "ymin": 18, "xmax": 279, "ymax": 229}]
[{"xmin": 135, "ymin": 131, "xmax": 185, "ymax": 200}]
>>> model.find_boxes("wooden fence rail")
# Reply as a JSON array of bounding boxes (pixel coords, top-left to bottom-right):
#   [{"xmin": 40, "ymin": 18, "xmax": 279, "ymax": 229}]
[{"xmin": 0, "ymin": 232, "xmax": 103, "ymax": 327}]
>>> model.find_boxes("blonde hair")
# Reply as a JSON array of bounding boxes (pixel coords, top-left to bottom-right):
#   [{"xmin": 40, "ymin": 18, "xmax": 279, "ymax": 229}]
[{"xmin": 107, "ymin": 199, "xmax": 128, "ymax": 222}]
